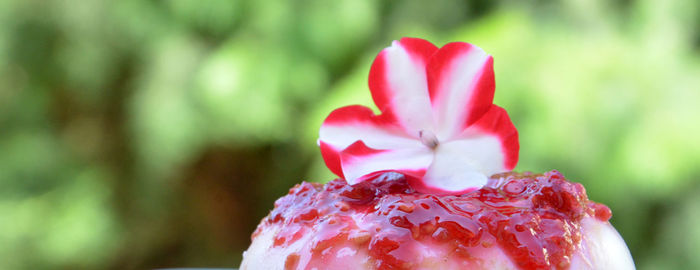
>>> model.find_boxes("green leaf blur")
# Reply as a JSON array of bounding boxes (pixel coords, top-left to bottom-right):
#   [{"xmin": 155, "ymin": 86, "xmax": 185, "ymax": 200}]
[{"xmin": 1, "ymin": 0, "xmax": 698, "ymax": 269}]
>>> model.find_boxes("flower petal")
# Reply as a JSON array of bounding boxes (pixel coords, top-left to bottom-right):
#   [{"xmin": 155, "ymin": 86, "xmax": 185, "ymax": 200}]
[
  {"xmin": 416, "ymin": 106, "xmax": 518, "ymax": 194},
  {"xmin": 320, "ymin": 105, "xmax": 422, "ymax": 150},
  {"xmin": 465, "ymin": 105, "xmax": 519, "ymax": 170},
  {"xmin": 319, "ymin": 140, "xmax": 344, "ymax": 178},
  {"xmin": 340, "ymin": 141, "xmax": 433, "ymax": 185},
  {"xmin": 427, "ymin": 42, "xmax": 495, "ymax": 140},
  {"xmin": 415, "ymin": 140, "xmax": 494, "ymax": 195},
  {"xmin": 369, "ymin": 37, "xmax": 438, "ymax": 136},
  {"xmin": 319, "ymin": 105, "xmax": 424, "ymax": 179}
]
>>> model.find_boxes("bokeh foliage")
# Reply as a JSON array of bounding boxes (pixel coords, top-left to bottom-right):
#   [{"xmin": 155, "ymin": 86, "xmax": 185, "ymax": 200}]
[{"xmin": 1, "ymin": 0, "xmax": 698, "ymax": 269}]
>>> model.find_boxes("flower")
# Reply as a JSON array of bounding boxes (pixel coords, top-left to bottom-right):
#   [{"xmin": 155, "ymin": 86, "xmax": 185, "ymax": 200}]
[{"xmin": 318, "ymin": 37, "xmax": 519, "ymax": 194}]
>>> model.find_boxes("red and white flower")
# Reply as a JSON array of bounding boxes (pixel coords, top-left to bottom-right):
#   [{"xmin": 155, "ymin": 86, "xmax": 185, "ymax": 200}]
[{"xmin": 318, "ymin": 37, "xmax": 519, "ymax": 194}]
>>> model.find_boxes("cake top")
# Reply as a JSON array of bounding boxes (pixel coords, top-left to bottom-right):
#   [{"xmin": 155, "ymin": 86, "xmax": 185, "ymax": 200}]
[
  {"xmin": 255, "ymin": 170, "xmax": 612, "ymax": 269},
  {"xmin": 318, "ymin": 37, "xmax": 519, "ymax": 194}
]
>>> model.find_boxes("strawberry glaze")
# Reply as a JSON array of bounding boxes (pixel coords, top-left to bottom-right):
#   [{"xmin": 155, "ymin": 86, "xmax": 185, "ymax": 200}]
[{"xmin": 252, "ymin": 170, "xmax": 612, "ymax": 270}]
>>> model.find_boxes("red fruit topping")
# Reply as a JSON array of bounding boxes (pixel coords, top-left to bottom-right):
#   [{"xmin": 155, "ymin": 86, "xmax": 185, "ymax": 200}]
[
  {"xmin": 253, "ymin": 170, "xmax": 612, "ymax": 270},
  {"xmin": 284, "ymin": 253, "xmax": 300, "ymax": 270}
]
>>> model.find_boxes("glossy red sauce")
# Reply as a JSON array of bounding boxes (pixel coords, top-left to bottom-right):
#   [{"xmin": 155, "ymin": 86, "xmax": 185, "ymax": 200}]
[{"xmin": 252, "ymin": 170, "xmax": 612, "ymax": 270}]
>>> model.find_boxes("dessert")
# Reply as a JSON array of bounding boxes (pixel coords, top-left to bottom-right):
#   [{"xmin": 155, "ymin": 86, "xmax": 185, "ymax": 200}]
[{"xmin": 240, "ymin": 38, "xmax": 635, "ymax": 269}]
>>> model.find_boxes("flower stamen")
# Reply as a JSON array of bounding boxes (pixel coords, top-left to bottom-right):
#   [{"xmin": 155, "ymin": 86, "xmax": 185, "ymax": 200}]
[{"xmin": 419, "ymin": 130, "xmax": 439, "ymax": 149}]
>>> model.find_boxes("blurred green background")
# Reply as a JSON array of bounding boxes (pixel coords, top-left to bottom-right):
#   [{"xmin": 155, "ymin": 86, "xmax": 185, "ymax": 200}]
[{"xmin": 1, "ymin": 0, "xmax": 699, "ymax": 269}]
